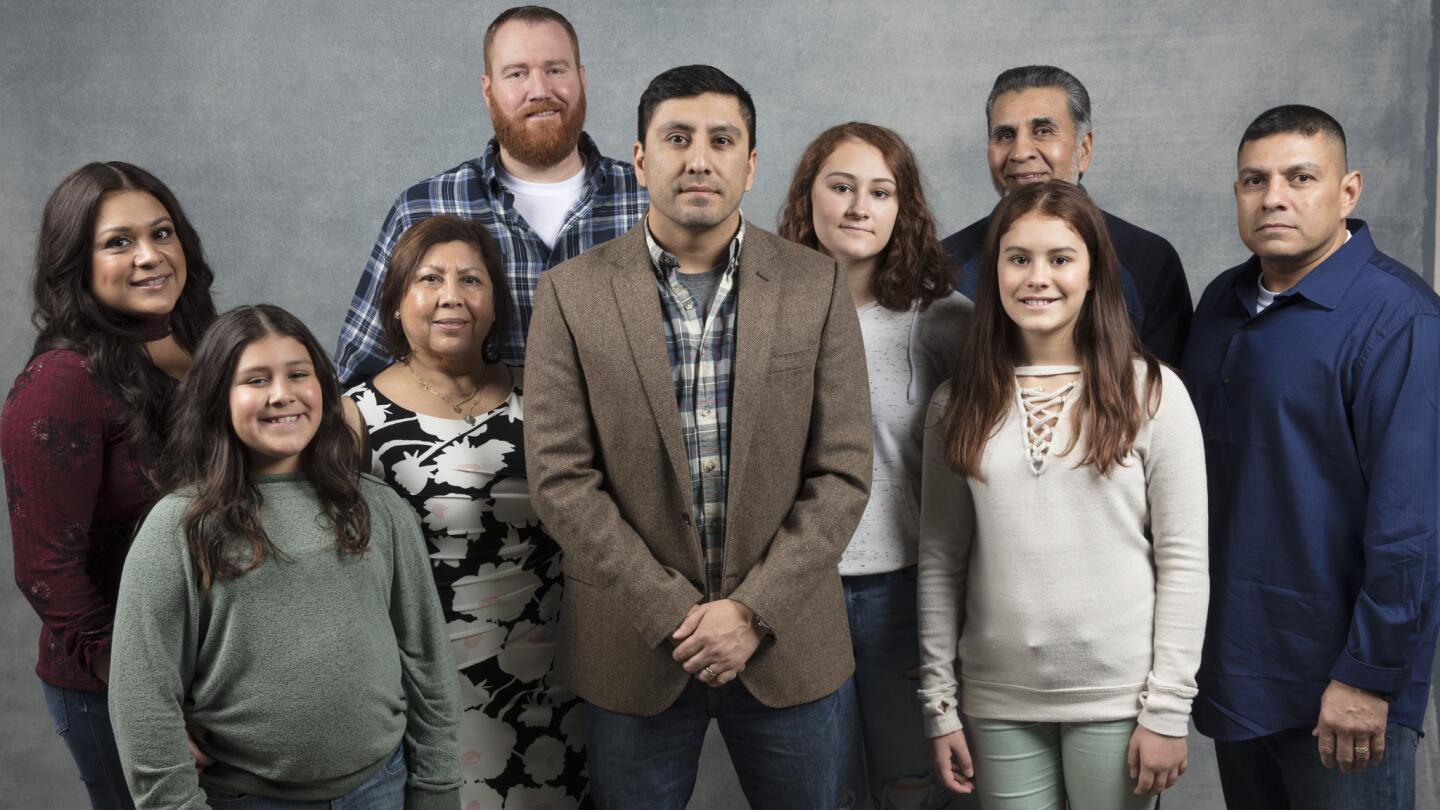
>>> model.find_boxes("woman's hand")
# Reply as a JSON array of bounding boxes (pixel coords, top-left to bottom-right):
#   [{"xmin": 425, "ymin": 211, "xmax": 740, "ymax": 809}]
[
  {"xmin": 1127, "ymin": 724, "xmax": 1187, "ymax": 795},
  {"xmin": 930, "ymin": 730, "xmax": 976, "ymax": 794}
]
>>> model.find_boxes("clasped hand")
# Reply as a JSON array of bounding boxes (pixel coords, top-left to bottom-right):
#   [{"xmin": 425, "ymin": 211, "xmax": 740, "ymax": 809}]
[{"xmin": 671, "ymin": 599, "xmax": 762, "ymax": 687}]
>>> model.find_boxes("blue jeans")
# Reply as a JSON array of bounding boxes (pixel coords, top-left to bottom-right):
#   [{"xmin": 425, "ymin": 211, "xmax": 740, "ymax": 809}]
[
  {"xmin": 841, "ymin": 569, "xmax": 948, "ymax": 810},
  {"xmin": 41, "ymin": 681, "xmax": 137, "ymax": 810},
  {"xmin": 202, "ymin": 744, "xmax": 407, "ymax": 809},
  {"xmin": 585, "ymin": 677, "xmax": 855, "ymax": 810},
  {"xmin": 1213, "ymin": 725, "xmax": 1419, "ymax": 809}
]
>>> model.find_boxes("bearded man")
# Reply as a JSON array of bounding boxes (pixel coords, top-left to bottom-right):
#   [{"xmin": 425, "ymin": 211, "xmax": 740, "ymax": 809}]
[{"xmin": 336, "ymin": 5, "xmax": 647, "ymax": 384}]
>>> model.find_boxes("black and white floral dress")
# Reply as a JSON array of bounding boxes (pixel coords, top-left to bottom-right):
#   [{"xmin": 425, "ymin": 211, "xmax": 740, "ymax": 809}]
[{"xmin": 346, "ymin": 377, "xmax": 589, "ymax": 809}]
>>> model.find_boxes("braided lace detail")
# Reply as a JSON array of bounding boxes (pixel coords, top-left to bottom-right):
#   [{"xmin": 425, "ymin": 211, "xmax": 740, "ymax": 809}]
[{"xmin": 1014, "ymin": 365, "xmax": 1080, "ymax": 475}]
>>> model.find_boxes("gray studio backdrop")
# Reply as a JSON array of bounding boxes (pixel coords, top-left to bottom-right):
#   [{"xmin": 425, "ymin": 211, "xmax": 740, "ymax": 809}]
[{"xmin": 2, "ymin": 1, "xmax": 1438, "ymax": 807}]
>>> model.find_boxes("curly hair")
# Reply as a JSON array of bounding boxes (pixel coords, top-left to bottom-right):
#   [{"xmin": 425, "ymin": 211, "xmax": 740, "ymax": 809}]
[{"xmin": 778, "ymin": 122, "xmax": 953, "ymax": 310}]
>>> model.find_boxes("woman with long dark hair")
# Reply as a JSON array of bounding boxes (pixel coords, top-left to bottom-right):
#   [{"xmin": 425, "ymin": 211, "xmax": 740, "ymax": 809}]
[
  {"xmin": 779, "ymin": 122, "xmax": 969, "ymax": 809},
  {"xmin": 1, "ymin": 162, "xmax": 216, "ymax": 809},
  {"xmin": 917, "ymin": 181, "xmax": 1207, "ymax": 808},
  {"xmin": 107, "ymin": 304, "xmax": 461, "ymax": 808}
]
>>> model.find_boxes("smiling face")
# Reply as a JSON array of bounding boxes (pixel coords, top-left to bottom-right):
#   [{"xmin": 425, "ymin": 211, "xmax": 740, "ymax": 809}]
[
  {"xmin": 987, "ymin": 87, "xmax": 1092, "ymax": 195},
  {"xmin": 229, "ymin": 333, "xmax": 322, "ymax": 476},
  {"xmin": 89, "ymin": 190, "xmax": 187, "ymax": 319},
  {"xmin": 399, "ymin": 240, "xmax": 495, "ymax": 366},
  {"xmin": 1235, "ymin": 131, "xmax": 1361, "ymax": 281},
  {"xmin": 997, "ymin": 211, "xmax": 1091, "ymax": 355},
  {"xmin": 809, "ymin": 139, "xmax": 899, "ymax": 270},
  {"xmin": 481, "ymin": 19, "xmax": 587, "ymax": 170},
  {"xmin": 634, "ymin": 92, "xmax": 756, "ymax": 238}
]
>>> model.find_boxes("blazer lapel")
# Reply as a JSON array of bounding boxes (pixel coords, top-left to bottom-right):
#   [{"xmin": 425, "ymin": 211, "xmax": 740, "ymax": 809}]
[
  {"xmin": 724, "ymin": 232, "xmax": 779, "ymax": 533},
  {"xmin": 610, "ymin": 230, "xmax": 693, "ymax": 503}
]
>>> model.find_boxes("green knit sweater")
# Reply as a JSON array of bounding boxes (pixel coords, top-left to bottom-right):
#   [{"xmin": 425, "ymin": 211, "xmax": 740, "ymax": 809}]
[{"xmin": 109, "ymin": 472, "xmax": 460, "ymax": 809}]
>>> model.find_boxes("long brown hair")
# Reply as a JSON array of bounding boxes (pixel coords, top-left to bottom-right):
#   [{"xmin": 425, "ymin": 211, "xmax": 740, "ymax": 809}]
[
  {"xmin": 162, "ymin": 305, "xmax": 370, "ymax": 591},
  {"xmin": 30, "ymin": 162, "xmax": 217, "ymax": 473},
  {"xmin": 941, "ymin": 181, "xmax": 1160, "ymax": 479},
  {"xmin": 778, "ymin": 122, "xmax": 953, "ymax": 310}
]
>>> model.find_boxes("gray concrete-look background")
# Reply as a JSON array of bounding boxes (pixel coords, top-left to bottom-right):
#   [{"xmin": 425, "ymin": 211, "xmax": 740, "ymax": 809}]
[{"xmin": 2, "ymin": 1, "xmax": 1438, "ymax": 808}]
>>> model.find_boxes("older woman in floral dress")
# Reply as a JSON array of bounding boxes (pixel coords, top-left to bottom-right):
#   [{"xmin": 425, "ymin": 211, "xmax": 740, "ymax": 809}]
[{"xmin": 345, "ymin": 215, "xmax": 587, "ymax": 809}]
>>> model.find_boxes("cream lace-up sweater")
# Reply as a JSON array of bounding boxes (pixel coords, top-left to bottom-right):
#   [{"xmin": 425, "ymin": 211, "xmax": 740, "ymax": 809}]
[{"xmin": 916, "ymin": 362, "xmax": 1208, "ymax": 738}]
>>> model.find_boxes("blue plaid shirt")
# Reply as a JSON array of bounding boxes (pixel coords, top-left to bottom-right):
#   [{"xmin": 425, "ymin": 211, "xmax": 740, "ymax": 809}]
[
  {"xmin": 335, "ymin": 134, "xmax": 647, "ymax": 385},
  {"xmin": 645, "ymin": 217, "xmax": 743, "ymax": 602}
]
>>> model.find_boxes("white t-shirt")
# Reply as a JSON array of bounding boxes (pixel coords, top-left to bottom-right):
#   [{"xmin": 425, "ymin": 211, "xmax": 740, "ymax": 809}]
[{"xmin": 495, "ymin": 164, "xmax": 587, "ymax": 249}]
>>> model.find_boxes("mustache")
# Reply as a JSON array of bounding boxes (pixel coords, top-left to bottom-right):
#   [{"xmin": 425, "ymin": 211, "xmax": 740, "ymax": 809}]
[{"xmin": 519, "ymin": 100, "xmax": 565, "ymax": 117}]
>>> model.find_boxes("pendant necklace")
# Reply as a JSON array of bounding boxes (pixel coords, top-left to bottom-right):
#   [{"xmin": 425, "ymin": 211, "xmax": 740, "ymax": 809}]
[{"xmin": 406, "ymin": 360, "xmax": 492, "ymax": 425}]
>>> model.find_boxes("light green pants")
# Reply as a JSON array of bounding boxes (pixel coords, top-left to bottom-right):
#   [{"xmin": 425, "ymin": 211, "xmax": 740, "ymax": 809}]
[{"xmin": 964, "ymin": 716, "xmax": 1157, "ymax": 810}]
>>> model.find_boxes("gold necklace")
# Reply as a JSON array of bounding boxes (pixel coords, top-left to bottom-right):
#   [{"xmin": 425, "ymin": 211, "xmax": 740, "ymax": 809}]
[{"xmin": 406, "ymin": 360, "xmax": 492, "ymax": 425}]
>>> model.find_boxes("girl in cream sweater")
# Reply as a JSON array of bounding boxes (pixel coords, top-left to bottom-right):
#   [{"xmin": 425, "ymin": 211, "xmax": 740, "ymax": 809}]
[{"xmin": 918, "ymin": 181, "xmax": 1207, "ymax": 809}]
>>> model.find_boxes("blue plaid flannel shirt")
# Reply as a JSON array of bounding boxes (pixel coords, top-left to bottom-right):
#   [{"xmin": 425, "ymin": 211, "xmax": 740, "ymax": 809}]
[
  {"xmin": 645, "ymin": 218, "xmax": 744, "ymax": 603},
  {"xmin": 335, "ymin": 134, "xmax": 647, "ymax": 385}
]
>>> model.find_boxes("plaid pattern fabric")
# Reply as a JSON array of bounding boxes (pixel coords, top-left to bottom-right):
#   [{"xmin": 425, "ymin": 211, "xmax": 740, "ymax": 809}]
[
  {"xmin": 645, "ymin": 218, "xmax": 744, "ymax": 602},
  {"xmin": 335, "ymin": 134, "xmax": 648, "ymax": 385}
]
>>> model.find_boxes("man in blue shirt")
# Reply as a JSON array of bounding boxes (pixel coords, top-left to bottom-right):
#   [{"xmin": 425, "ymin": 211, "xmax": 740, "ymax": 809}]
[
  {"xmin": 941, "ymin": 65, "xmax": 1192, "ymax": 365},
  {"xmin": 1185, "ymin": 104, "xmax": 1440, "ymax": 809},
  {"xmin": 335, "ymin": 5, "xmax": 646, "ymax": 385}
]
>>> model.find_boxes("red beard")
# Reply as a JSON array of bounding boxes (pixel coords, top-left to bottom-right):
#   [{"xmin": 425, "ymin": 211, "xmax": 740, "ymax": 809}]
[{"xmin": 490, "ymin": 94, "xmax": 587, "ymax": 169}]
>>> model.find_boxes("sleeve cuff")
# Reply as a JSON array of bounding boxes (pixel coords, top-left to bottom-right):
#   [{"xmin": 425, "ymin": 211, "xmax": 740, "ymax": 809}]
[
  {"xmin": 1330, "ymin": 649, "xmax": 1412, "ymax": 697},
  {"xmin": 917, "ymin": 686, "xmax": 963, "ymax": 738},
  {"xmin": 406, "ymin": 786, "xmax": 459, "ymax": 810}
]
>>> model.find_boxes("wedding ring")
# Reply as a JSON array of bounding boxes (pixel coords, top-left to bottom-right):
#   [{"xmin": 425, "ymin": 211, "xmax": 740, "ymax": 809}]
[
  {"xmin": 704, "ymin": 665, "xmax": 718, "ymax": 679},
  {"xmin": 1356, "ymin": 745, "xmax": 1370, "ymax": 753}
]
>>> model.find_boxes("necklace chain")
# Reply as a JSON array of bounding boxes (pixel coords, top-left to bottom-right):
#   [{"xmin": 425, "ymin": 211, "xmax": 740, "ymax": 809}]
[{"xmin": 406, "ymin": 359, "xmax": 493, "ymax": 424}]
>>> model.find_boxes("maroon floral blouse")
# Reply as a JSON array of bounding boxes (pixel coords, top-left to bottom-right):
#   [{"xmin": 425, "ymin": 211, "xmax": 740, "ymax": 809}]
[{"xmin": 2, "ymin": 349, "xmax": 166, "ymax": 692}]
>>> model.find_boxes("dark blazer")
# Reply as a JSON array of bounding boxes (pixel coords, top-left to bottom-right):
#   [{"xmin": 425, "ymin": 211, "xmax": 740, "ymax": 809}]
[{"xmin": 524, "ymin": 223, "xmax": 872, "ymax": 715}]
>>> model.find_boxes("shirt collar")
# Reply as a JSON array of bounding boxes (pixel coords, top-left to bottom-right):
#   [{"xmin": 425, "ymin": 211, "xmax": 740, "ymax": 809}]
[
  {"xmin": 644, "ymin": 214, "xmax": 746, "ymax": 281},
  {"xmin": 1229, "ymin": 219, "xmax": 1374, "ymax": 313},
  {"xmin": 479, "ymin": 132, "xmax": 605, "ymax": 193}
]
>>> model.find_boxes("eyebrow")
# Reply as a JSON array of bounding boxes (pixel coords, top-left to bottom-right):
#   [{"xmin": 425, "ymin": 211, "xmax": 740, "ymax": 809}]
[
  {"xmin": 659, "ymin": 121, "xmax": 742, "ymax": 135},
  {"xmin": 1003, "ymin": 244, "xmax": 1079, "ymax": 253},
  {"xmin": 498, "ymin": 57, "xmax": 571, "ymax": 72},
  {"xmin": 1238, "ymin": 161, "xmax": 1325, "ymax": 175},
  {"xmin": 96, "ymin": 216, "xmax": 172, "ymax": 237},
  {"xmin": 415, "ymin": 263, "xmax": 485, "ymax": 273},
  {"xmin": 236, "ymin": 359, "xmax": 312, "ymax": 375},
  {"xmin": 822, "ymin": 171, "xmax": 896, "ymax": 184}
]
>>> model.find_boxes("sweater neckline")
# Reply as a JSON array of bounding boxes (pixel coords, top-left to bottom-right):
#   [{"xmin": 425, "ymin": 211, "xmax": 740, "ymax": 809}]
[{"xmin": 254, "ymin": 471, "xmax": 307, "ymax": 484}]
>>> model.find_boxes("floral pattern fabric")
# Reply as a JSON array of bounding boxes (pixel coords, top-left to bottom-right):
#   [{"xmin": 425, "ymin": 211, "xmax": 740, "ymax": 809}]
[{"xmin": 347, "ymin": 379, "xmax": 588, "ymax": 809}]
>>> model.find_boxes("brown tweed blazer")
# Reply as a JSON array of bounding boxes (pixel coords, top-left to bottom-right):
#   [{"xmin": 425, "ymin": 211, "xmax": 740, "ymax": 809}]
[{"xmin": 524, "ymin": 223, "xmax": 872, "ymax": 716}]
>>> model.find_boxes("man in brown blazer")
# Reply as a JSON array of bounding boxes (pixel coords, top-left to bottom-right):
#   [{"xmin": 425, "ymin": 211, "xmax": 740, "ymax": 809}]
[{"xmin": 525, "ymin": 65, "xmax": 872, "ymax": 810}]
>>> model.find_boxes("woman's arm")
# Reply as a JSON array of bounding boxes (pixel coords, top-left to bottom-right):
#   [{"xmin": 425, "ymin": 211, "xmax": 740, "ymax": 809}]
[
  {"xmin": 2, "ymin": 352, "xmax": 121, "ymax": 682},
  {"xmin": 376, "ymin": 485, "xmax": 461, "ymax": 810}
]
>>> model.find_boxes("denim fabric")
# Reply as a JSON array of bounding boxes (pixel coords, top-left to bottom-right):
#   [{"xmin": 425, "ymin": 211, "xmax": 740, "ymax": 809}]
[
  {"xmin": 841, "ymin": 569, "xmax": 949, "ymax": 810},
  {"xmin": 585, "ymin": 677, "xmax": 855, "ymax": 810},
  {"xmin": 41, "ymin": 681, "xmax": 136, "ymax": 810},
  {"xmin": 963, "ymin": 716, "xmax": 1157, "ymax": 810},
  {"xmin": 1213, "ymin": 724, "xmax": 1419, "ymax": 809},
  {"xmin": 201, "ymin": 744, "xmax": 407, "ymax": 809}
]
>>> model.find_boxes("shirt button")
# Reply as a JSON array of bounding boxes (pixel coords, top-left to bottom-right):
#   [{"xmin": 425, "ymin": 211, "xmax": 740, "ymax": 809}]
[
  {"xmin": 701, "ymin": 408, "xmax": 712, "ymax": 418},
  {"xmin": 1221, "ymin": 377, "xmax": 1231, "ymax": 385},
  {"xmin": 703, "ymin": 460, "xmax": 716, "ymax": 472},
  {"xmin": 684, "ymin": 302, "xmax": 695, "ymax": 311}
]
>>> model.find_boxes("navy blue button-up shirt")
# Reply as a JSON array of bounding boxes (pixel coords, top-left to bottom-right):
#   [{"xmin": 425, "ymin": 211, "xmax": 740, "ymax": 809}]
[{"xmin": 1183, "ymin": 221, "xmax": 1440, "ymax": 740}]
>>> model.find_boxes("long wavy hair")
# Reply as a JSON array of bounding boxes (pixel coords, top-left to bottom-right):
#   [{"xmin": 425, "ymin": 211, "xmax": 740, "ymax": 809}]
[
  {"xmin": 941, "ymin": 181, "xmax": 1160, "ymax": 479},
  {"xmin": 29, "ymin": 162, "xmax": 217, "ymax": 474},
  {"xmin": 163, "ymin": 305, "xmax": 370, "ymax": 591},
  {"xmin": 778, "ymin": 122, "xmax": 953, "ymax": 310}
]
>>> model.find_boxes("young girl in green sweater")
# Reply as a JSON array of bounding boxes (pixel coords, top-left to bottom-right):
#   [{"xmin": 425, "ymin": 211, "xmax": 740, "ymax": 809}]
[{"xmin": 109, "ymin": 304, "xmax": 461, "ymax": 809}]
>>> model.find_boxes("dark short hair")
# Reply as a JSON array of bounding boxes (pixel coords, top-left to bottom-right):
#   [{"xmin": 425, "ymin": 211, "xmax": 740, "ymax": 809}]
[
  {"xmin": 483, "ymin": 6, "xmax": 580, "ymax": 74},
  {"xmin": 986, "ymin": 65, "xmax": 1092, "ymax": 143},
  {"xmin": 637, "ymin": 65, "xmax": 756, "ymax": 149},
  {"xmin": 1239, "ymin": 104, "xmax": 1348, "ymax": 168},
  {"xmin": 378, "ymin": 216, "xmax": 510, "ymax": 363}
]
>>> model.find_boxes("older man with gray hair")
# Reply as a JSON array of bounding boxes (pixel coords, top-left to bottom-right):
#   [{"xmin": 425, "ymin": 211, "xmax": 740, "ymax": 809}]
[{"xmin": 942, "ymin": 65, "xmax": 1193, "ymax": 365}]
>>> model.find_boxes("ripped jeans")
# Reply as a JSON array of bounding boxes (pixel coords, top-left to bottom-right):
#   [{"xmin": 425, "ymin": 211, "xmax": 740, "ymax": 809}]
[{"xmin": 842, "ymin": 568, "xmax": 951, "ymax": 810}]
